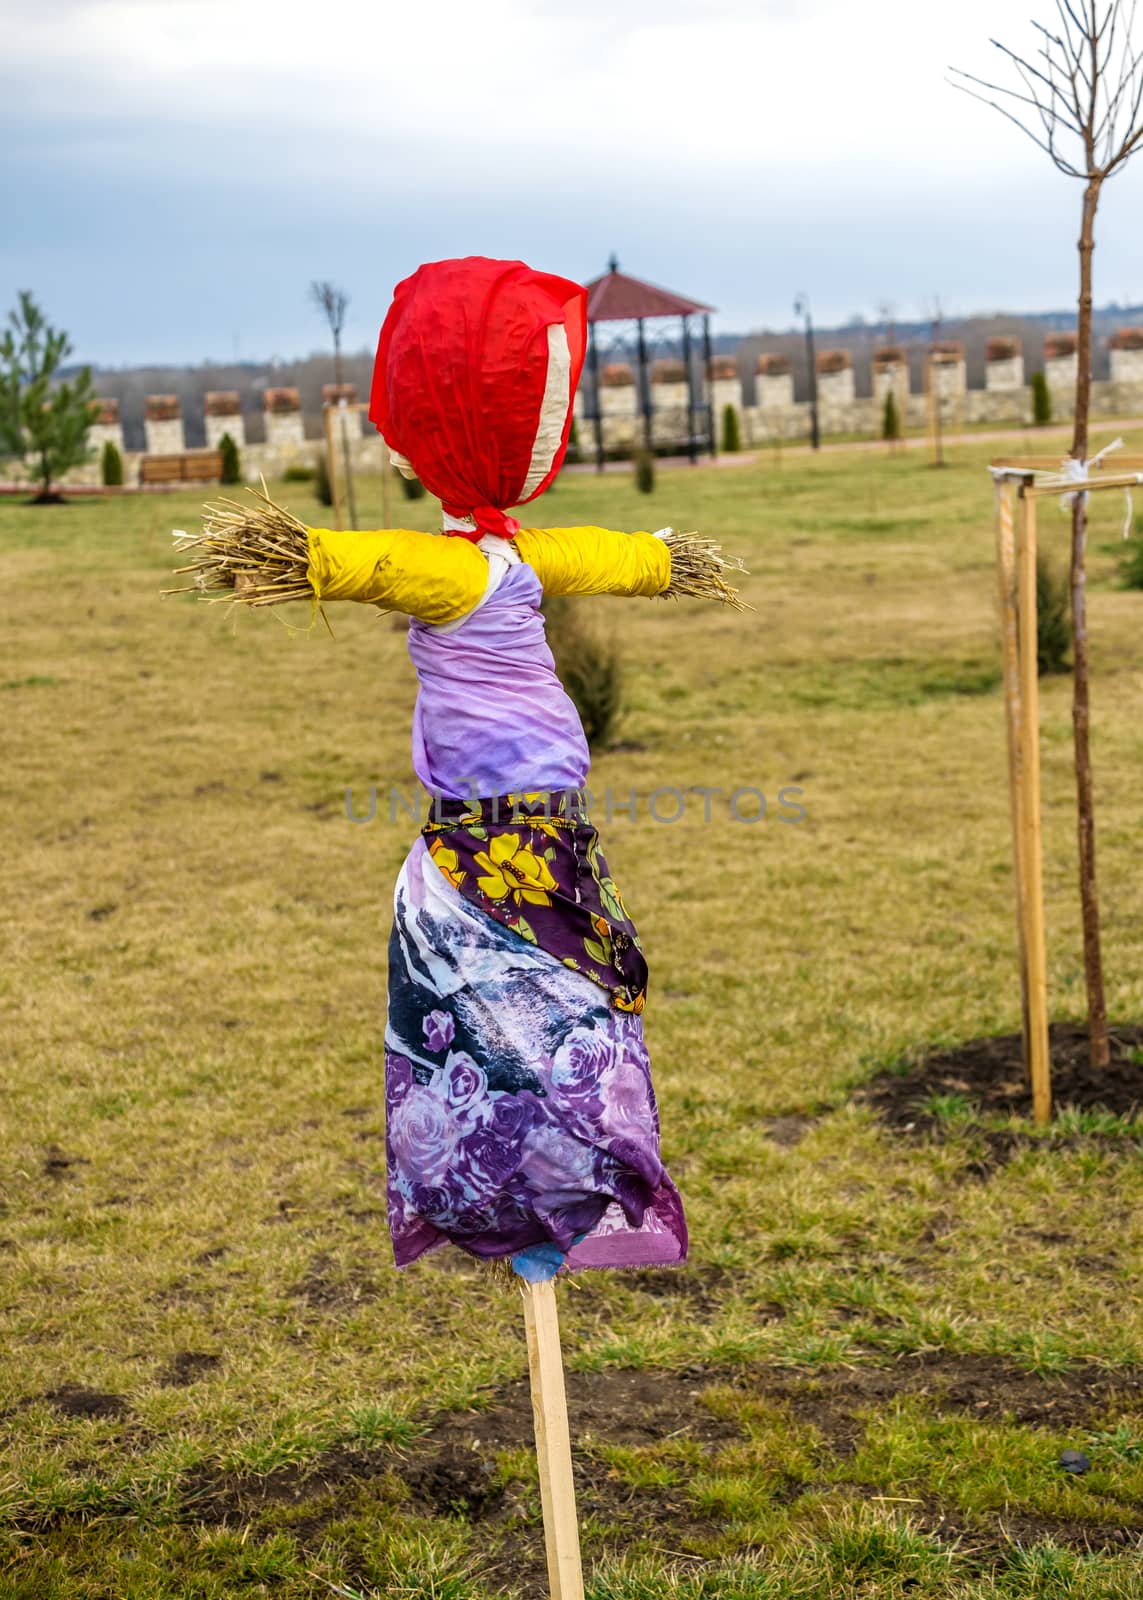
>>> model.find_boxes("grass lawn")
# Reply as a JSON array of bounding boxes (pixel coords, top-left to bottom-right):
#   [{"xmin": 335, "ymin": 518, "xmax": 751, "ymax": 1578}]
[{"xmin": 2, "ymin": 433, "xmax": 1142, "ymax": 1598}]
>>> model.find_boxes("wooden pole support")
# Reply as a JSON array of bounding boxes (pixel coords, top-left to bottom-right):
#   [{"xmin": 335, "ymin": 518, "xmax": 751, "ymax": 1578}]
[
  {"xmin": 1016, "ymin": 484, "xmax": 1052, "ymax": 1124},
  {"xmin": 337, "ymin": 405, "xmax": 358, "ymax": 531},
  {"xmin": 323, "ymin": 405, "xmax": 345, "ymax": 533},
  {"xmin": 993, "ymin": 480, "xmax": 1031, "ymax": 1080},
  {"xmin": 522, "ymin": 1280, "xmax": 584, "ymax": 1600},
  {"xmin": 380, "ymin": 434, "xmax": 392, "ymax": 532}
]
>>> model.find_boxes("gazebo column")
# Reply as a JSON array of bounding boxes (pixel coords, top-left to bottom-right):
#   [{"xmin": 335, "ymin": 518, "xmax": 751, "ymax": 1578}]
[
  {"xmin": 636, "ymin": 318, "xmax": 652, "ymax": 451},
  {"xmin": 681, "ymin": 316, "xmax": 696, "ymax": 463},
  {"xmin": 588, "ymin": 319, "xmax": 604, "ymax": 473},
  {"xmin": 702, "ymin": 314, "xmax": 715, "ymax": 456}
]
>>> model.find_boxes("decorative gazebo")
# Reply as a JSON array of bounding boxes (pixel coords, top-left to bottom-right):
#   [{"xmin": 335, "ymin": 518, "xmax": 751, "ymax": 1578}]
[{"xmin": 584, "ymin": 257, "xmax": 715, "ymax": 470}]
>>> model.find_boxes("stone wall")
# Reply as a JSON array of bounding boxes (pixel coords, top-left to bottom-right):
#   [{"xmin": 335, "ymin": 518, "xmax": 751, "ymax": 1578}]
[{"xmin": 23, "ymin": 325, "xmax": 1143, "ymax": 490}]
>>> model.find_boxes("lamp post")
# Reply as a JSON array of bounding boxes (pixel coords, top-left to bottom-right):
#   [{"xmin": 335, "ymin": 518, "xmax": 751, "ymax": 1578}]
[{"xmin": 794, "ymin": 293, "xmax": 821, "ymax": 451}]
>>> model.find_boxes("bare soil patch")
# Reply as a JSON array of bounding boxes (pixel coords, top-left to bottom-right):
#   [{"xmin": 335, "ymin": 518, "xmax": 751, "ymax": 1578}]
[
  {"xmin": 861, "ymin": 1024, "xmax": 1143, "ymax": 1152},
  {"xmin": 44, "ymin": 1385, "xmax": 130, "ymax": 1420},
  {"xmin": 171, "ymin": 1350, "xmax": 1143, "ymax": 1527}
]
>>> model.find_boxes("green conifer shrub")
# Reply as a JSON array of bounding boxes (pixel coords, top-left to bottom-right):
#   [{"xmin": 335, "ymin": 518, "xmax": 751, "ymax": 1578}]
[
  {"xmin": 100, "ymin": 440, "xmax": 123, "ymax": 487},
  {"xmin": 1031, "ymin": 370, "xmax": 1052, "ymax": 426},
  {"xmin": 634, "ymin": 448, "xmax": 655, "ymax": 494},
  {"xmin": 543, "ymin": 596, "xmax": 624, "ymax": 750},
  {"xmin": 218, "ymin": 432, "xmax": 241, "ymax": 485},
  {"xmin": 315, "ymin": 451, "xmax": 333, "ymax": 507},
  {"xmin": 1036, "ymin": 551, "xmax": 1071, "ymax": 675},
  {"xmin": 721, "ymin": 403, "xmax": 741, "ymax": 453}
]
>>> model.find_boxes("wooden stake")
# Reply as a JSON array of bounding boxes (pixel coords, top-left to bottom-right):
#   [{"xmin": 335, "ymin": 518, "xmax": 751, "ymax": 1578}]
[
  {"xmin": 380, "ymin": 433, "xmax": 392, "ymax": 531},
  {"xmin": 993, "ymin": 480, "xmax": 1031, "ymax": 1080},
  {"xmin": 522, "ymin": 1280, "xmax": 584, "ymax": 1600},
  {"xmin": 323, "ymin": 405, "xmax": 345, "ymax": 532},
  {"xmin": 1016, "ymin": 485, "xmax": 1052, "ymax": 1124},
  {"xmin": 336, "ymin": 403, "xmax": 358, "ymax": 531}
]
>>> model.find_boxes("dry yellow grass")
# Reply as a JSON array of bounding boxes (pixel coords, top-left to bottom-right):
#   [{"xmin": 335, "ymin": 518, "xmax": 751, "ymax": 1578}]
[{"xmin": 1, "ymin": 437, "xmax": 1141, "ymax": 1597}]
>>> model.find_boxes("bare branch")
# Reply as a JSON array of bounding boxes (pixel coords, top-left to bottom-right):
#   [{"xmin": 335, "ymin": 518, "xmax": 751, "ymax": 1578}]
[
  {"xmin": 952, "ymin": 61, "xmax": 1073, "ymax": 123},
  {"xmin": 309, "ymin": 281, "xmax": 349, "ymax": 344},
  {"xmin": 954, "ymin": 1, "xmax": 1143, "ymax": 180},
  {"xmin": 947, "ymin": 71, "xmax": 1086, "ymax": 172}
]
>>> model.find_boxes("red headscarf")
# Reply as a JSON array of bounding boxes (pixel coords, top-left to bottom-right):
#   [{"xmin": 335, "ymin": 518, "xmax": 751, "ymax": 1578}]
[{"xmin": 369, "ymin": 257, "xmax": 587, "ymax": 541}]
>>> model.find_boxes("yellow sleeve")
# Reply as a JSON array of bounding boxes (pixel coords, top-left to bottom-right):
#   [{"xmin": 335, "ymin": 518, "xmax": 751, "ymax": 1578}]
[
  {"xmin": 514, "ymin": 526, "xmax": 670, "ymax": 598},
  {"xmin": 306, "ymin": 527, "xmax": 489, "ymax": 625}
]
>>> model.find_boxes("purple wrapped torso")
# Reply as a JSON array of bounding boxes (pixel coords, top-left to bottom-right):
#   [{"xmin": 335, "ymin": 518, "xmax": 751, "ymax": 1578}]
[
  {"xmin": 408, "ymin": 563, "xmax": 588, "ymax": 801},
  {"xmin": 386, "ymin": 550, "xmax": 687, "ymax": 1274}
]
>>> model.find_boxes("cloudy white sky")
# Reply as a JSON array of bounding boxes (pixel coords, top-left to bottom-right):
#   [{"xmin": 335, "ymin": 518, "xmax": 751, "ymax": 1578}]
[{"xmin": 5, "ymin": 0, "xmax": 1142, "ymax": 366}]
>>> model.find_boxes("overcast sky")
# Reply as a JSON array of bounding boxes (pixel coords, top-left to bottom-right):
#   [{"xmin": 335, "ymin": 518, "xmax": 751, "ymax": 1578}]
[{"xmin": 5, "ymin": 0, "xmax": 1143, "ymax": 367}]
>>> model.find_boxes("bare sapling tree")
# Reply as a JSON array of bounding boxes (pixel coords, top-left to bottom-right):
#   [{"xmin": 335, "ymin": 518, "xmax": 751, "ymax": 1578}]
[
  {"xmin": 309, "ymin": 280, "xmax": 357, "ymax": 528},
  {"xmin": 952, "ymin": 2, "xmax": 1143, "ymax": 1070},
  {"xmin": 310, "ymin": 280, "xmax": 349, "ymax": 388}
]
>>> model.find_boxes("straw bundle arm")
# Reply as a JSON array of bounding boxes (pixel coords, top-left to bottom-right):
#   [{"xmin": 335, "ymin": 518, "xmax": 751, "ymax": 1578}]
[
  {"xmin": 166, "ymin": 484, "xmax": 313, "ymax": 606},
  {"xmin": 165, "ymin": 488, "xmax": 749, "ymax": 613},
  {"xmin": 657, "ymin": 529, "xmax": 748, "ymax": 610}
]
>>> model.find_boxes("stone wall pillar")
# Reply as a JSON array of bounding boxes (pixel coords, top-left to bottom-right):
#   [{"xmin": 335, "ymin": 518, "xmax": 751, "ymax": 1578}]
[
  {"xmin": 1109, "ymin": 328, "xmax": 1143, "ymax": 384},
  {"xmin": 264, "ymin": 388, "xmax": 305, "ymax": 450},
  {"xmin": 816, "ymin": 350, "xmax": 855, "ymax": 426},
  {"xmin": 871, "ymin": 348, "xmax": 909, "ymax": 412},
  {"xmin": 144, "ymin": 395, "xmax": 185, "ymax": 454},
  {"xmin": 89, "ymin": 398, "xmax": 124, "ymax": 456},
  {"xmin": 650, "ymin": 359, "xmax": 688, "ymax": 445},
  {"xmin": 204, "ymin": 391, "xmax": 245, "ymax": 450},
  {"xmin": 986, "ymin": 337, "xmax": 1025, "ymax": 391},
  {"xmin": 755, "ymin": 353, "xmax": 794, "ymax": 410},
  {"xmin": 1044, "ymin": 333, "xmax": 1078, "ymax": 394},
  {"xmin": 708, "ymin": 355, "xmax": 743, "ymax": 440},
  {"xmin": 928, "ymin": 342, "xmax": 967, "ymax": 401},
  {"xmin": 323, "ymin": 384, "xmax": 362, "ymax": 441}
]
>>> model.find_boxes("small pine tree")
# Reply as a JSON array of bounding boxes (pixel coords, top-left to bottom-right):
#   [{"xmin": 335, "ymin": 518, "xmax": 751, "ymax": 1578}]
[
  {"xmin": 544, "ymin": 596, "xmax": 624, "ymax": 750},
  {"xmin": 0, "ymin": 291, "xmax": 95, "ymax": 501},
  {"xmin": 398, "ymin": 470, "xmax": 427, "ymax": 500},
  {"xmin": 100, "ymin": 439, "xmax": 123, "ymax": 487},
  {"xmin": 1120, "ymin": 524, "xmax": 1143, "ymax": 589},
  {"xmin": 314, "ymin": 451, "xmax": 333, "ymax": 507},
  {"xmin": 721, "ymin": 403, "xmax": 741, "ymax": 453},
  {"xmin": 1036, "ymin": 551, "xmax": 1071, "ymax": 675},
  {"xmin": 634, "ymin": 448, "xmax": 655, "ymax": 494},
  {"xmin": 1031, "ymin": 370, "xmax": 1052, "ymax": 427},
  {"xmin": 218, "ymin": 431, "xmax": 241, "ymax": 485},
  {"xmin": 882, "ymin": 389, "xmax": 902, "ymax": 442}
]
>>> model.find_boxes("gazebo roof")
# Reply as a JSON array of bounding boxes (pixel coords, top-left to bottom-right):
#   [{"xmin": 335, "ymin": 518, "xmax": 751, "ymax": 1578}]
[{"xmin": 586, "ymin": 258, "xmax": 714, "ymax": 322}]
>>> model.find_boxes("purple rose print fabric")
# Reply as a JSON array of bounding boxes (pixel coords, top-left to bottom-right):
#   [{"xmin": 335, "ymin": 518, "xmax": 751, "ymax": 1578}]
[{"xmin": 385, "ymin": 839, "xmax": 687, "ymax": 1272}]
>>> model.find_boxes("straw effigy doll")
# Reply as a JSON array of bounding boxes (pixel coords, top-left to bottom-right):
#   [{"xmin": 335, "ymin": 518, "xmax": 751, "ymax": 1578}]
[{"xmin": 174, "ymin": 256, "xmax": 745, "ymax": 1289}]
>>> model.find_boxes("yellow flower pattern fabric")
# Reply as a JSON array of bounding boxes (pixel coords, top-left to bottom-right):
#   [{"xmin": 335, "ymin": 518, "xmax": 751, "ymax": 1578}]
[
  {"xmin": 422, "ymin": 792, "xmax": 647, "ymax": 1011},
  {"xmin": 473, "ymin": 833, "xmax": 560, "ymax": 907}
]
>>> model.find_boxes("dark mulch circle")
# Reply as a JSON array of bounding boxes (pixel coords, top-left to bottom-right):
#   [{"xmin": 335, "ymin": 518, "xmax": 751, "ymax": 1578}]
[
  {"xmin": 43, "ymin": 1385, "xmax": 130, "ymax": 1420},
  {"xmin": 862, "ymin": 1023, "xmax": 1143, "ymax": 1135}
]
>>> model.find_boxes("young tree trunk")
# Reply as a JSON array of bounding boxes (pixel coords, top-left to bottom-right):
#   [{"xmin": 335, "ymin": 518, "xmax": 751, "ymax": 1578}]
[{"xmin": 1070, "ymin": 179, "xmax": 1111, "ymax": 1070}]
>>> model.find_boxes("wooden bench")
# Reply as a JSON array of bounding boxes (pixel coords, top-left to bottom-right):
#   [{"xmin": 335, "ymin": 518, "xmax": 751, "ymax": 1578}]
[{"xmin": 139, "ymin": 451, "xmax": 224, "ymax": 486}]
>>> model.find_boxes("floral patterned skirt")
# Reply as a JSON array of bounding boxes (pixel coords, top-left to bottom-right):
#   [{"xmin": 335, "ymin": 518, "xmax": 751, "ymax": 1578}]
[{"xmin": 384, "ymin": 839, "xmax": 687, "ymax": 1271}]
